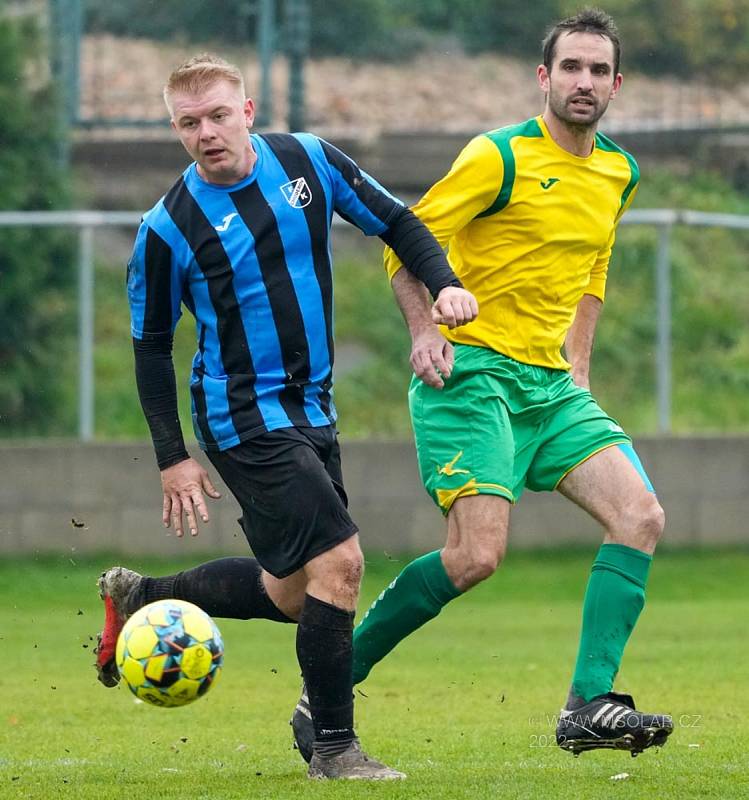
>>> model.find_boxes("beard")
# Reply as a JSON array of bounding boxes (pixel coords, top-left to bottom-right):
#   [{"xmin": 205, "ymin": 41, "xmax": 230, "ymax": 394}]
[{"xmin": 547, "ymin": 88, "xmax": 610, "ymax": 131}]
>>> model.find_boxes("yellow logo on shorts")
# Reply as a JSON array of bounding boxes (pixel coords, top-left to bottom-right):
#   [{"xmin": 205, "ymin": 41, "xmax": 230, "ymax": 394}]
[
  {"xmin": 436, "ymin": 479, "xmax": 479, "ymax": 510},
  {"xmin": 438, "ymin": 451, "xmax": 471, "ymax": 476}
]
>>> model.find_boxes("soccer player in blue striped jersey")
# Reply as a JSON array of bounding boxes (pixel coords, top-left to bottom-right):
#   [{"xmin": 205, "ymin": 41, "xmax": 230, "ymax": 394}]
[{"xmin": 94, "ymin": 54, "xmax": 478, "ymax": 781}]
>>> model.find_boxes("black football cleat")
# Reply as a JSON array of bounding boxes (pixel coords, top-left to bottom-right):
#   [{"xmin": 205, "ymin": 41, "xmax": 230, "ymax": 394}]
[
  {"xmin": 291, "ymin": 685, "xmax": 315, "ymax": 763},
  {"xmin": 556, "ymin": 692, "xmax": 674, "ymax": 757}
]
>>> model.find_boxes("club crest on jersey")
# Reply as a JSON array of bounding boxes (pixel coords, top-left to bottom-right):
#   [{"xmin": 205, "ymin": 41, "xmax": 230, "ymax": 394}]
[{"xmin": 280, "ymin": 177, "xmax": 312, "ymax": 208}]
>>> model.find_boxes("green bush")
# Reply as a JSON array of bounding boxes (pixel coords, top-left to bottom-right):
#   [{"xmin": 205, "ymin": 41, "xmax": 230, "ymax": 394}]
[
  {"xmin": 0, "ymin": 16, "xmax": 75, "ymax": 436},
  {"xmin": 592, "ymin": 169, "xmax": 749, "ymax": 432}
]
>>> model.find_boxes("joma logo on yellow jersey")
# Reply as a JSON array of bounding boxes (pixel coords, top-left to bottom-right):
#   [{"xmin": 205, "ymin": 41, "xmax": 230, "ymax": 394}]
[{"xmin": 540, "ymin": 177, "xmax": 560, "ymax": 190}]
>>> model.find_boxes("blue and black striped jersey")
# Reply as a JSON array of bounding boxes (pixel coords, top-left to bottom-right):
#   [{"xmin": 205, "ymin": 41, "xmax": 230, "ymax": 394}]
[{"xmin": 127, "ymin": 132, "xmax": 404, "ymax": 451}]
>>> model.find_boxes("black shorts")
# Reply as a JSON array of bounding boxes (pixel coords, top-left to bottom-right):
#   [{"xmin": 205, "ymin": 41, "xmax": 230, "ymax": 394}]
[{"xmin": 206, "ymin": 425, "xmax": 358, "ymax": 578}]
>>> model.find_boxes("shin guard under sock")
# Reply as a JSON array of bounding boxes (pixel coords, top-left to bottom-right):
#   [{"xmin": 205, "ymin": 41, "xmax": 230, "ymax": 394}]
[
  {"xmin": 296, "ymin": 593, "xmax": 355, "ymax": 755},
  {"xmin": 570, "ymin": 543, "xmax": 652, "ymax": 702}
]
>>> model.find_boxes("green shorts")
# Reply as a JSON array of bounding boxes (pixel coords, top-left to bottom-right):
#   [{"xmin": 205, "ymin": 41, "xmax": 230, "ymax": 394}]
[{"xmin": 409, "ymin": 344, "xmax": 632, "ymax": 514}]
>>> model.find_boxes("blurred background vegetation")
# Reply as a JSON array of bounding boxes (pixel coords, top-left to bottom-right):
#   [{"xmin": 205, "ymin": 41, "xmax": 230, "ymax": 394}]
[
  {"xmin": 0, "ymin": 13, "xmax": 76, "ymax": 436},
  {"xmin": 83, "ymin": 0, "xmax": 749, "ymax": 78}
]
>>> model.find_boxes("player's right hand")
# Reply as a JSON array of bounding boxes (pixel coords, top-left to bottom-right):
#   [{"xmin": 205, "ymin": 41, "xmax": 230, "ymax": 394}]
[
  {"xmin": 411, "ymin": 327, "xmax": 454, "ymax": 389},
  {"xmin": 431, "ymin": 286, "xmax": 478, "ymax": 329},
  {"xmin": 161, "ymin": 457, "xmax": 221, "ymax": 538}
]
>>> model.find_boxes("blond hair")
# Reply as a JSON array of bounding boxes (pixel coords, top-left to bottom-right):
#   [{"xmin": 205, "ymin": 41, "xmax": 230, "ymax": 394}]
[{"xmin": 163, "ymin": 54, "xmax": 246, "ymax": 115}]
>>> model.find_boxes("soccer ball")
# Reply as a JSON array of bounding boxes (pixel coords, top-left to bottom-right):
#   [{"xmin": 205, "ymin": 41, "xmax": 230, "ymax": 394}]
[{"xmin": 115, "ymin": 599, "xmax": 223, "ymax": 708}]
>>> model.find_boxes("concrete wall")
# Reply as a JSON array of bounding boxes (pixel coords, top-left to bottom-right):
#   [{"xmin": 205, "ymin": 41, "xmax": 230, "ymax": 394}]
[{"xmin": 1, "ymin": 437, "xmax": 746, "ymax": 556}]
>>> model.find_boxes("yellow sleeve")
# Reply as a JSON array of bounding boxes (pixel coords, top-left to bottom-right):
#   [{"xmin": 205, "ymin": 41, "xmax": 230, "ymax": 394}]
[
  {"xmin": 384, "ymin": 135, "xmax": 504, "ymax": 280},
  {"xmin": 587, "ymin": 180, "xmax": 639, "ymax": 302}
]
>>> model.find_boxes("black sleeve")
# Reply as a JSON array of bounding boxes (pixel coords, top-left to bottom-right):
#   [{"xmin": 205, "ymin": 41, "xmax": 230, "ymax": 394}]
[
  {"xmin": 379, "ymin": 207, "xmax": 463, "ymax": 299},
  {"xmin": 133, "ymin": 337, "xmax": 189, "ymax": 471}
]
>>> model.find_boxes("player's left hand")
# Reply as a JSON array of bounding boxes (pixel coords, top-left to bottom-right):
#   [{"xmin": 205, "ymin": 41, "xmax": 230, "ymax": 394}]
[
  {"xmin": 161, "ymin": 457, "xmax": 221, "ymax": 538},
  {"xmin": 410, "ymin": 326, "xmax": 454, "ymax": 389},
  {"xmin": 431, "ymin": 286, "xmax": 478, "ymax": 329}
]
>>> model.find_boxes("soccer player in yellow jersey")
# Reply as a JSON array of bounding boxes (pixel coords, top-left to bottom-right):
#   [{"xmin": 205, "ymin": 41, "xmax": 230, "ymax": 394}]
[{"xmin": 290, "ymin": 8, "xmax": 674, "ymax": 761}]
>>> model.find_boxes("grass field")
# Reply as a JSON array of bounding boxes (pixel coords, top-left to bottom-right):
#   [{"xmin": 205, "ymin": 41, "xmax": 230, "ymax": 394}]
[{"xmin": 1, "ymin": 549, "xmax": 747, "ymax": 799}]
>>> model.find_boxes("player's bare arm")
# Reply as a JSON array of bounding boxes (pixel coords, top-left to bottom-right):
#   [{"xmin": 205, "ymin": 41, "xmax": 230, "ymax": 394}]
[
  {"xmin": 391, "ymin": 268, "xmax": 454, "ymax": 389},
  {"xmin": 380, "ymin": 207, "xmax": 478, "ymax": 331},
  {"xmin": 564, "ymin": 293, "xmax": 602, "ymax": 390},
  {"xmin": 161, "ymin": 457, "xmax": 221, "ymax": 538}
]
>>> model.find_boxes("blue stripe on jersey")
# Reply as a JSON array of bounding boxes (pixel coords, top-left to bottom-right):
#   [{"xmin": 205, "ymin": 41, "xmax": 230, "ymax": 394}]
[
  {"xmin": 618, "ymin": 443, "xmax": 656, "ymax": 493},
  {"xmin": 127, "ymin": 222, "xmax": 150, "ymax": 337},
  {"xmin": 129, "ymin": 204, "xmax": 187, "ymax": 338},
  {"xmin": 189, "ymin": 187, "xmax": 296, "ymax": 432},
  {"xmin": 192, "ymin": 373, "xmax": 239, "ymax": 449},
  {"xmin": 291, "ymin": 134, "xmax": 335, "ymax": 223},
  {"xmin": 304, "ymin": 380, "xmax": 336, "ymax": 423},
  {"xmin": 165, "ymin": 173, "xmax": 271, "ymax": 447},
  {"xmin": 258, "ymin": 134, "xmax": 338, "ymax": 424},
  {"xmin": 252, "ymin": 136, "xmax": 332, "ymax": 427},
  {"xmin": 176, "ymin": 259, "xmax": 241, "ymax": 448},
  {"xmin": 141, "ymin": 199, "xmax": 242, "ymax": 448}
]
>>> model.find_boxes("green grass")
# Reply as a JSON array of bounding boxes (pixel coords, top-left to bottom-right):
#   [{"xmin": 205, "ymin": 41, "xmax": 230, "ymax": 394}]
[{"xmin": 1, "ymin": 548, "xmax": 748, "ymax": 798}]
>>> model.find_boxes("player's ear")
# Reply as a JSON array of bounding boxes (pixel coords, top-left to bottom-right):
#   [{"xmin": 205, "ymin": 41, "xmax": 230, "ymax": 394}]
[
  {"xmin": 537, "ymin": 64, "xmax": 550, "ymax": 93},
  {"xmin": 609, "ymin": 73, "xmax": 623, "ymax": 99},
  {"xmin": 244, "ymin": 97, "xmax": 256, "ymax": 129}
]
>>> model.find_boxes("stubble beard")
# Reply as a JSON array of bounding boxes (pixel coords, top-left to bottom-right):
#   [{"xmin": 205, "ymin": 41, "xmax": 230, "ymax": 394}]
[{"xmin": 548, "ymin": 89, "xmax": 610, "ymax": 135}]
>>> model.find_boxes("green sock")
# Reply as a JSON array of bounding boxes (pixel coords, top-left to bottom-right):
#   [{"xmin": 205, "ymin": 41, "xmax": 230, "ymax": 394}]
[
  {"xmin": 571, "ymin": 543, "xmax": 652, "ymax": 702},
  {"xmin": 352, "ymin": 550, "xmax": 461, "ymax": 684}
]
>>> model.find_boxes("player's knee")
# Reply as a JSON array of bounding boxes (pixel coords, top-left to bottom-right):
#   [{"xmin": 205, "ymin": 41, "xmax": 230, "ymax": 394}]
[
  {"xmin": 639, "ymin": 496, "xmax": 665, "ymax": 544},
  {"xmin": 328, "ymin": 543, "xmax": 364, "ymax": 592},
  {"xmin": 458, "ymin": 543, "xmax": 504, "ymax": 589},
  {"xmin": 305, "ymin": 536, "xmax": 363, "ymax": 608},
  {"xmin": 614, "ymin": 494, "xmax": 665, "ymax": 548}
]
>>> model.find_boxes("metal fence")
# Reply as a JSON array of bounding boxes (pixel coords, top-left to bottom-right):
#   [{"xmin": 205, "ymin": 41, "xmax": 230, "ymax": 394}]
[
  {"xmin": 47, "ymin": 0, "xmax": 308, "ymax": 132},
  {"xmin": 1, "ymin": 208, "xmax": 748, "ymax": 440}
]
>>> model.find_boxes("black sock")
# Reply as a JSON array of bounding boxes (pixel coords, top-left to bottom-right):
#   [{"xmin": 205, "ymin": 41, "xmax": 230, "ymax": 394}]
[
  {"xmin": 138, "ymin": 558, "xmax": 294, "ymax": 622},
  {"xmin": 296, "ymin": 593, "xmax": 355, "ymax": 756}
]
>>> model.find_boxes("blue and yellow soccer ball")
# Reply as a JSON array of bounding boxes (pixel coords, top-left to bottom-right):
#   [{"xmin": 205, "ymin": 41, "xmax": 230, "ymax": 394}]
[{"xmin": 115, "ymin": 599, "xmax": 223, "ymax": 708}]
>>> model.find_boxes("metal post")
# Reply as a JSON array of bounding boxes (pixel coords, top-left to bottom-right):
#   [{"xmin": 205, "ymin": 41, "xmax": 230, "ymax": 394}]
[
  {"xmin": 48, "ymin": 0, "xmax": 82, "ymax": 123},
  {"xmin": 47, "ymin": 0, "xmax": 81, "ymax": 163},
  {"xmin": 286, "ymin": 0, "xmax": 309, "ymax": 132},
  {"xmin": 69, "ymin": 0, "xmax": 82, "ymax": 126},
  {"xmin": 655, "ymin": 223, "xmax": 672, "ymax": 433},
  {"xmin": 78, "ymin": 225, "xmax": 95, "ymax": 441},
  {"xmin": 256, "ymin": 0, "xmax": 275, "ymax": 127}
]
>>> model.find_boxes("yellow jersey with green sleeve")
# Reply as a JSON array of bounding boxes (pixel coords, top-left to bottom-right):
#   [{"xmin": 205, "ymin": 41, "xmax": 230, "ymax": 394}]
[{"xmin": 384, "ymin": 115, "xmax": 639, "ymax": 370}]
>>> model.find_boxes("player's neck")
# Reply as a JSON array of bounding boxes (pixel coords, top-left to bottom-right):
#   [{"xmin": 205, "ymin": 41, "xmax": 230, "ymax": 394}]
[{"xmin": 542, "ymin": 111, "xmax": 597, "ymax": 158}]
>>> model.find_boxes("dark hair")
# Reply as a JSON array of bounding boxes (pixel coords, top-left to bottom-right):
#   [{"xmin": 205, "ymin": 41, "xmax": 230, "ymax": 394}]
[{"xmin": 542, "ymin": 8, "xmax": 621, "ymax": 75}]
